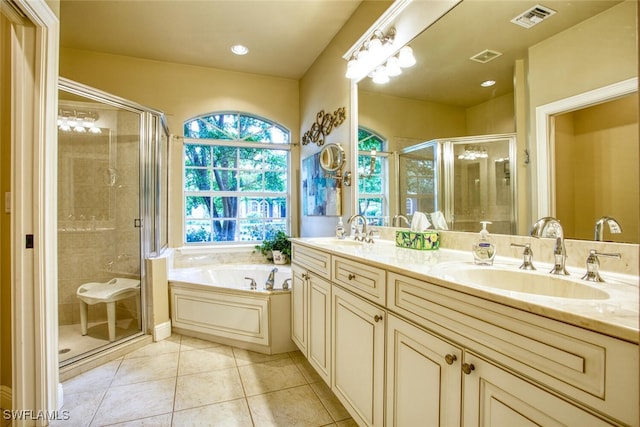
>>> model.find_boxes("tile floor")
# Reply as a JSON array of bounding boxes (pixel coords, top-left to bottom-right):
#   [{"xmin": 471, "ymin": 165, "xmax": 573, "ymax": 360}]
[{"xmin": 52, "ymin": 334, "xmax": 356, "ymax": 427}]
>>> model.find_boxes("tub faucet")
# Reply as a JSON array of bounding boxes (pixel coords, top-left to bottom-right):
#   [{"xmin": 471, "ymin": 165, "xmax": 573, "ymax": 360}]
[
  {"xmin": 594, "ymin": 216, "xmax": 622, "ymax": 241},
  {"xmin": 265, "ymin": 267, "xmax": 278, "ymax": 290},
  {"xmin": 530, "ymin": 217, "xmax": 568, "ymax": 275},
  {"xmin": 348, "ymin": 214, "xmax": 367, "ymax": 241}
]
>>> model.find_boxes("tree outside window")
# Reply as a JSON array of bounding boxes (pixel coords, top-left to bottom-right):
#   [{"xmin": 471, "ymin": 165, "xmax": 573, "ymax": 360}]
[
  {"xmin": 184, "ymin": 112, "xmax": 290, "ymax": 244},
  {"xmin": 358, "ymin": 127, "xmax": 387, "ymax": 225}
]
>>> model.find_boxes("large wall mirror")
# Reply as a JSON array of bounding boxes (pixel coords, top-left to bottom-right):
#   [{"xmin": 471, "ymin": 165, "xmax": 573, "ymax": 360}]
[{"xmin": 355, "ymin": 0, "xmax": 638, "ymax": 243}]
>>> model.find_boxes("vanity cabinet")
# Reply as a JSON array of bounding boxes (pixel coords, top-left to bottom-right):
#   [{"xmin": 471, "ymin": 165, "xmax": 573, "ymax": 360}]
[
  {"xmin": 291, "ymin": 264, "xmax": 308, "ymax": 353},
  {"xmin": 386, "ymin": 314, "xmax": 463, "ymax": 426},
  {"xmin": 462, "ymin": 352, "xmax": 616, "ymax": 427},
  {"xmin": 388, "ymin": 271, "xmax": 638, "ymax": 426},
  {"xmin": 291, "ymin": 242, "xmax": 638, "ymax": 427},
  {"xmin": 332, "ymin": 284, "xmax": 385, "ymax": 427},
  {"xmin": 387, "ymin": 313, "xmax": 617, "ymax": 427},
  {"xmin": 291, "ymin": 245, "xmax": 332, "ymax": 384}
]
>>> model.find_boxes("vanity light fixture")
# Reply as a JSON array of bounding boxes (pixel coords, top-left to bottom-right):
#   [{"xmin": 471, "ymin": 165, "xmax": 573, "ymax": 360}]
[
  {"xmin": 58, "ymin": 109, "xmax": 101, "ymax": 134},
  {"xmin": 344, "ymin": 28, "xmax": 396, "ymax": 80},
  {"xmin": 458, "ymin": 146, "xmax": 488, "ymax": 160},
  {"xmin": 231, "ymin": 44, "xmax": 249, "ymax": 55}
]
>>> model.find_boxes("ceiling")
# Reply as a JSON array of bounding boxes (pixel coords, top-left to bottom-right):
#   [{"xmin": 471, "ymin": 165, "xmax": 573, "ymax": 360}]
[
  {"xmin": 59, "ymin": 0, "xmax": 365, "ymax": 80},
  {"xmin": 359, "ymin": 0, "xmax": 625, "ymax": 107}
]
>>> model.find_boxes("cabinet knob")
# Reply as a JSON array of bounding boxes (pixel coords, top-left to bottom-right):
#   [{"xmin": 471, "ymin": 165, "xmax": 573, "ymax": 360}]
[
  {"xmin": 462, "ymin": 363, "xmax": 475, "ymax": 375},
  {"xmin": 348, "ymin": 273, "xmax": 356, "ymax": 280},
  {"xmin": 374, "ymin": 314, "xmax": 383, "ymax": 323},
  {"xmin": 445, "ymin": 354, "xmax": 457, "ymax": 365},
  {"xmin": 302, "ymin": 273, "xmax": 309, "ymax": 280}
]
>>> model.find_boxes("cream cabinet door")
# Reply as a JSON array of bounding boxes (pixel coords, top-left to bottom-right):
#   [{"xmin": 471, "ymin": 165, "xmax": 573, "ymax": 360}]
[
  {"xmin": 462, "ymin": 352, "xmax": 616, "ymax": 427},
  {"xmin": 291, "ymin": 263, "xmax": 308, "ymax": 354},
  {"xmin": 308, "ymin": 273, "xmax": 331, "ymax": 384},
  {"xmin": 386, "ymin": 314, "xmax": 463, "ymax": 427},
  {"xmin": 332, "ymin": 285, "xmax": 385, "ymax": 427}
]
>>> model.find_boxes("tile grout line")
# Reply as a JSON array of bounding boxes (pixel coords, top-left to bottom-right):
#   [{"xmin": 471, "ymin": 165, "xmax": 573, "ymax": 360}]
[
  {"xmin": 169, "ymin": 334, "xmax": 183, "ymax": 427},
  {"xmin": 232, "ymin": 348, "xmax": 257, "ymax": 427},
  {"xmin": 88, "ymin": 355, "xmax": 126, "ymax": 427}
]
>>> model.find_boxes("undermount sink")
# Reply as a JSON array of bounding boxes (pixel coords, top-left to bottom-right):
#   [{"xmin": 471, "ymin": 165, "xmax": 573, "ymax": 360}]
[
  {"xmin": 432, "ymin": 264, "xmax": 610, "ymax": 300},
  {"xmin": 306, "ymin": 237, "xmax": 397, "ymax": 248},
  {"xmin": 306, "ymin": 237, "xmax": 366, "ymax": 247}
]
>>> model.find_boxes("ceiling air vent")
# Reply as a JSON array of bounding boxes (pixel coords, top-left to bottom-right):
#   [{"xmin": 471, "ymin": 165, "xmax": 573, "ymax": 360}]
[
  {"xmin": 511, "ymin": 4, "xmax": 556, "ymax": 29},
  {"xmin": 469, "ymin": 49, "xmax": 502, "ymax": 64}
]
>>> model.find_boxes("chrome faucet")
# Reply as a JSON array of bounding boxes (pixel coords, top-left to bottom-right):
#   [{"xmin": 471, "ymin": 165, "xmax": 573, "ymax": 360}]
[
  {"xmin": 582, "ymin": 249, "xmax": 621, "ymax": 282},
  {"xmin": 265, "ymin": 267, "xmax": 278, "ymax": 290},
  {"xmin": 594, "ymin": 216, "xmax": 622, "ymax": 241},
  {"xmin": 348, "ymin": 214, "xmax": 367, "ymax": 241},
  {"xmin": 392, "ymin": 214, "xmax": 410, "ymax": 227},
  {"xmin": 530, "ymin": 217, "xmax": 568, "ymax": 275}
]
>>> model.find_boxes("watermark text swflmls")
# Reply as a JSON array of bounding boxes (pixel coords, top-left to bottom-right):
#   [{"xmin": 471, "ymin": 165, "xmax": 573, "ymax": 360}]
[{"xmin": 2, "ymin": 409, "xmax": 71, "ymax": 421}]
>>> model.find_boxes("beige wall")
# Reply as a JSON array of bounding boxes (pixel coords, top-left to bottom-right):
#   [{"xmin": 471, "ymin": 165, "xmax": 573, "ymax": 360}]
[
  {"xmin": 358, "ymin": 90, "xmax": 467, "ymax": 148},
  {"xmin": 358, "ymin": 89, "xmax": 515, "ymax": 151},
  {"xmin": 299, "ymin": 1, "xmax": 391, "ymax": 237},
  {"xmin": 555, "ymin": 94, "xmax": 639, "ymax": 242},
  {"xmin": 60, "ymin": 48, "xmax": 300, "ymax": 246},
  {"xmin": 1, "ymin": 12, "xmax": 12, "ymax": 392},
  {"xmin": 528, "ymin": 0, "xmax": 637, "ymax": 218}
]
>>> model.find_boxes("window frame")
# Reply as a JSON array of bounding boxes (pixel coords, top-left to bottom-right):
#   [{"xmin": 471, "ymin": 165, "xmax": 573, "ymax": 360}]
[
  {"xmin": 183, "ymin": 112, "xmax": 291, "ymax": 245},
  {"xmin": 357, "ymin": 127, "xmax": 388, "ymax": 225}
]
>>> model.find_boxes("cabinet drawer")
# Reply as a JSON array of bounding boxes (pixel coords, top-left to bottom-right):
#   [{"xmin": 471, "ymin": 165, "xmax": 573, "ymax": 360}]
[
  {"xmin": 333, "ymin": 256, "xmax": 386, "ymax": 305},
  {"xmin": 387, "ymin": 272, "xmax": 638, "ymax": 426},
  {"xmin": 292, "ymin": 244, "xmax": 331, "ymax": 279}
]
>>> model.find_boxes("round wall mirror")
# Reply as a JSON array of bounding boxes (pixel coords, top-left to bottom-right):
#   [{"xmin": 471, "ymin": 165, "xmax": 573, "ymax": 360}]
[{"xmin": 319, "ymin": 143, "xmax": 345, "ymax": 172}]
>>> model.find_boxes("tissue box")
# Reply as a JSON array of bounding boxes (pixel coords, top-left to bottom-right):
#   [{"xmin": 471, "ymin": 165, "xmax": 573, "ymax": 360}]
[{"xmin": 395, "ymin": 230, "xmax": 440, "ymax": 250}]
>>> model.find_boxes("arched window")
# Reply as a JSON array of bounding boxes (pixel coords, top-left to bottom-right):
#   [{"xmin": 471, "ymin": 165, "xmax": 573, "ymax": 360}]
[
  {"xmin": 183, "ymin": 112, "xmax": 291, "ymax": 244},
  {"xmin": 358, "ymin": 127, "xmax": 387, "ymax": 225}
]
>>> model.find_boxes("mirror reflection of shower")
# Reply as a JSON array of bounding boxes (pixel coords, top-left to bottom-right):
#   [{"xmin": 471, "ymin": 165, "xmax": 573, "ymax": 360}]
[
  {"xmin": 56, "ymin": 79, "xmax": 166, "ymax": 366},
  {"xmin": 398, "ymin": 134, "xmax": 516, "ymax": 235}
]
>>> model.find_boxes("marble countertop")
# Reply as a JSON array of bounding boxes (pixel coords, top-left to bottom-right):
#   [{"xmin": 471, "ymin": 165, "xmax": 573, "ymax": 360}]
[{"xmin": 291, "ymin": 237, "xmax": 640, "ymax": 344}]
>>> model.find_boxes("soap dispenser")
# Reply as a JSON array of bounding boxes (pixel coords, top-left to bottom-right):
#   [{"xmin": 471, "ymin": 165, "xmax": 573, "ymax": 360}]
[
  {"xmin": 472, "ymin": 221, "xmax": 496, "ymax": 265},
  {"xmin": 336, "ymin": 217, "xmax": 345, "ymax": 239}
]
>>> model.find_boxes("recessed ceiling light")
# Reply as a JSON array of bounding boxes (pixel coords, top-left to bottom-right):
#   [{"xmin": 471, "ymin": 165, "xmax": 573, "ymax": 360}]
[
  {"xmin": 231, "ymin": 45, "xmax": 249, "ymax": 55},
  {"xmin": 480, "ymin": 80, "xmax": 496, "ymax": 87}
]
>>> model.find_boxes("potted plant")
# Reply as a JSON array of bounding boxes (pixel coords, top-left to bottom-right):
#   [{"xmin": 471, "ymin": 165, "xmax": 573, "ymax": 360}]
[{"xmin": 255, "ymin": 231, "xmax": 292, "ymax": 264}]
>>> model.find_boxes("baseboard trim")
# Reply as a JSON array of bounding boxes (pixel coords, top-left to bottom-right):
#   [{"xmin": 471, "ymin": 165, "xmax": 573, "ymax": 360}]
[
  {"xmin": 153, "ymin": 321, "xmax": 172, "ymax": 342},
  {"xmin": 1, "ymin": 385, "xmax": 12, "ymax": 410}
]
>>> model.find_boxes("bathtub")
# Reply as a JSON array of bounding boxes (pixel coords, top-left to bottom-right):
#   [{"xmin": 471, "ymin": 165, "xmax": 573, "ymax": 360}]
[{"xmin": 168, "ymin": 264, "xmax": 297, "ymax": 354}]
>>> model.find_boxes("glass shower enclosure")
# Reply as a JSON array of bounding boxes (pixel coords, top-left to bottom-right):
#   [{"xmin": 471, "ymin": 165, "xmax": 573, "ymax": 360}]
[
  {"xmin": 398, "ymin": 134, "xmax": 517, "ymax": 234},
  {"xmin": 57, "ymin": 78, "xmax": 169, "ymax": 366}
]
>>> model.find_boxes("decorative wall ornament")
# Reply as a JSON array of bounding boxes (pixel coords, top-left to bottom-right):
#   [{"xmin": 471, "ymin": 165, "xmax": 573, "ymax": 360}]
[{"xmin": 301, "ymin": 107, "xmax": 346, "ymax": 146}]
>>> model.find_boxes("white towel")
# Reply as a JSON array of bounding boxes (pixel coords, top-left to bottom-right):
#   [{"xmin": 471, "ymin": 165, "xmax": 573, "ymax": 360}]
[
  {"xmin": 429, "ymin": 211, "xmax": 448, "ymax": 230},
  {"xmin": 411, "ymin": 212, "xmax": 431, "ymax": 231}
]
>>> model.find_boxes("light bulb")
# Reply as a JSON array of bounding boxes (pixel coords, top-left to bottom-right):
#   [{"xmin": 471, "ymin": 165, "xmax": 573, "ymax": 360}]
[
  {"xmin": 368, "ymin": 36, "xmax": 382, "ymax": 54},
  {"xmin": 386, "ymin": 56, "xmax": 402, "ymax": 76},
  {"xmin": 371, "ymin": 66, "xmax": 389, "ymax": 84},
  {"xmin": 345, "ymin": 57, "xmax": 359, "ymax": 79},
  {"xmin": 231, "ymin": 44, "xmax": 249, "ymax": 55},
  {"xmin": 398, "ymin": 46, "xmax": 416, "ymax": 68},
  {"xmin": 356, "ymin": 48, "xmax": 370, "ymax": 63}
]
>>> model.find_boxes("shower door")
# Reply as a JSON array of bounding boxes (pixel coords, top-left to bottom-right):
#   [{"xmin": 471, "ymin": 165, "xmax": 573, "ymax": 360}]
[{"xmin": 57, "ymin": 79, "xmax": 166, "ymax": 365}]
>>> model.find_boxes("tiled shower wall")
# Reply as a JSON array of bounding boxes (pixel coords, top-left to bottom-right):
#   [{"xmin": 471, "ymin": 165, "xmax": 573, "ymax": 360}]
[{"xmin": 58, "ymin": 109, "xmax": 141, "ymax": 327}]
